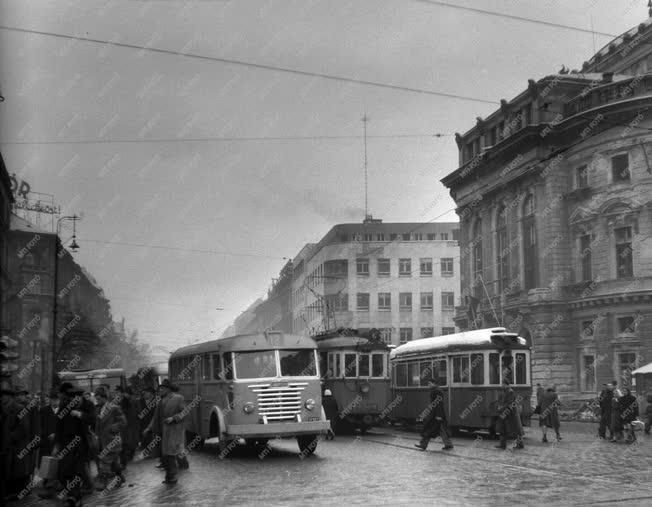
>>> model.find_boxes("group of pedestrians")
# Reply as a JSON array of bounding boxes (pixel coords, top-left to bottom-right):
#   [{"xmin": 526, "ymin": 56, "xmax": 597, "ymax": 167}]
[
  {"xmin": 0, "ymin": 378, "xmax": 188, "ymax": 505},
  {"xmin": 597, "ymin": 381, "xmax": 640, "ymax": 443}
]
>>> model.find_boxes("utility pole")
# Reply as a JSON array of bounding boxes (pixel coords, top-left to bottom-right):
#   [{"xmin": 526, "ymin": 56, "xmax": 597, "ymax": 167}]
[{"xmin": 362, "ymin": 113, "xmax": 369, "ymax": 219}]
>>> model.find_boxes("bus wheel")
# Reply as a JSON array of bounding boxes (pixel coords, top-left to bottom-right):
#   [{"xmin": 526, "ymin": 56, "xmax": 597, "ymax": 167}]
[{"xmin": 297, "ymin": 435, "xmax": 318, "ymax": 456}]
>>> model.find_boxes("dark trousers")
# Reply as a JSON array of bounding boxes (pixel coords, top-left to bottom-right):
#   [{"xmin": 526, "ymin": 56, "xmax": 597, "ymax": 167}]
[
  {"xmin": 162, "ymin": 455, "xmax": 178, "ymax": 481},
  {"xmin": 598, "ymin": 412, "xmax": 612, "ymax": 438},
  {"xmin": 645, "ymin": 415, "xmax": 651, "ymax": 434},
  {"xmin": 420, "ymin": 418, "xmax": 453, "ymax": 447}
]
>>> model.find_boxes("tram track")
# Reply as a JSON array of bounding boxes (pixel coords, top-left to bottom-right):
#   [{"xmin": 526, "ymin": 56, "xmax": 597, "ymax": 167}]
[{"xmin": 355, "ymin": 433, "xmax": 648, "ymax": 488}]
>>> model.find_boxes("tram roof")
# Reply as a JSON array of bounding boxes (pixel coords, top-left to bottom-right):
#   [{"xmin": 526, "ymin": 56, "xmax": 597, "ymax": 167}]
[
  {"xmin": 390, "ymin": 328, "xmax": 528, "ymax": 360},
  {"xmin": 314, "ymin": 335, "xmax": 388, "ymax": 351},
  {"xmin": 632, "ymin": 362, "xmax": 652, "ymax": 375},
  {"xmin": 58, "ymin": 368, "xmax": 125, "ymax": 379},
  {"xmin": 170, "ymin": 332, "xmax": 316, "ymax": 358}
]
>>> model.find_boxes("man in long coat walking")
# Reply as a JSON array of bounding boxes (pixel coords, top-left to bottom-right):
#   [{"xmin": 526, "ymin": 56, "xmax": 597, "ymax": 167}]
[
  {"xmin": 495, "ymin": 380, "xmax": 524, "ymax": 450},
  {"xmin": 94, "ymin": 386, "xmax": 127, "ymax": 491},
  {"xmin": 415, "ymin": 380, "xmax": 454, "ymax": 451},
  {"xmin": 144, "ymin": 380, "xmax": 186, "ymax": 485}
]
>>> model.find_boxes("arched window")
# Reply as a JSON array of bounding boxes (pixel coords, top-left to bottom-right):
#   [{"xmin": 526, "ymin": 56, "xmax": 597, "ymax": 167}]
[
  {"xmin": 472, "ymin": 219, "xmax": 483, "ymax": 299},
  {"xmin": 522, "ymin": 194, "xmax": 538, "ymax": 289},
  {"xmin": 496, "ymin": 205, "xmax": 509, "ymax": 293}
]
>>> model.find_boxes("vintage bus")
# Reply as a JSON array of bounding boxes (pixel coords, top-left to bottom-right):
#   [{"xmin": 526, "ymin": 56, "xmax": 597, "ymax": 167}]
[
  {"xmin": 57, "ymin": 368, "xmax": 127, "ymax": 392},
  {"xmin": 390, "ymin": 327, "xmax": 532, "ymax": 435},
  {"xmin": 169, "ymin": 331, "xmax": 330, "ymax": 455},
  {"xmin": 314, "ymin": 328, "xmax": 392, "ymax": 432}
]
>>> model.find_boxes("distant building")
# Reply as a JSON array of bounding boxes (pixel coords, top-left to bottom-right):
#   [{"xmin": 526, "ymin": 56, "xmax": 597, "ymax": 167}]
[
  {"xmin": 441, "ymin": 15, "xmax": 652, "ymax": 398},
  {"xmin": 0, "ymin": 153, "xmax": 13, "ymax": 335},
  {"xmin": 291, "ymin": 219, "xmax": 460, "ymax": 345}
]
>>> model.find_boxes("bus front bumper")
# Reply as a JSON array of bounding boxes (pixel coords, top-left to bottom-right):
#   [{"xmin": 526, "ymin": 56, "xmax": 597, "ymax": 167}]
[{"xmin": 226, "ymin": 420, "xmax": 330, "ymax": 439}]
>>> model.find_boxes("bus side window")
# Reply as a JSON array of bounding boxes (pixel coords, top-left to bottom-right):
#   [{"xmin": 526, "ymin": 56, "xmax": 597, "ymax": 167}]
[
  {"xmin": 223, "ymin": 353, "xmax": 234, "ymax": 380},
  {"xmin": 470, "ymin": 353, "xmax": 484, "ymax": 385},
  {"xmin": 501, "ymin": 353, "xmax": 514, "ymax": 384},
  {"xmin": 515, "ymin": 353, "xmax": 527, "ymax": 384},
  {"xmin": 212, "ymin": 354, "xmax": 222, "ymax": 380},
  {"xmin": 395, "ymin": 363, "xmax": 407, "ymax": 387}
]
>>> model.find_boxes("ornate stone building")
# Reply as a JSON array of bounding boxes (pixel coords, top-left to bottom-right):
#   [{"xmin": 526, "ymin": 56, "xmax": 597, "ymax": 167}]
[{"xmin": 441, "ymin": 17, "xmax": 652, "ymax": 400}]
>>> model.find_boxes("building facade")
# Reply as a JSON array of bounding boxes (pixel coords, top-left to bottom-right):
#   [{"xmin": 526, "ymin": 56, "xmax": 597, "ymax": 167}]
[
  {"xmin": 0, "ymin": 153, "xmax": 13, "ymax": 335},
  {"xmin": 441, "ymin": 18, "xmax": 652, "ymax": 399},
  {"xmin": 291, "ymin": 219, "xmax": 460, "ymax": 345}
]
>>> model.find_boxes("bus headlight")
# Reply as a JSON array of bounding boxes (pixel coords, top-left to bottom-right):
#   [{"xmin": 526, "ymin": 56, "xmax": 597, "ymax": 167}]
[
  {"xmin": 304, "ymin": 399, "xmax": 316, "ymax": 411},
  {"xmin": 243, "ymin": 402, "xmax": 255, "ymax": 414}
]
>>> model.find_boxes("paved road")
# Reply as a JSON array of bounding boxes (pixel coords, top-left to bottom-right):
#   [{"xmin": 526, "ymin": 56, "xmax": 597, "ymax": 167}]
[{"xmin": 16, "ymin": 422, "xmax": 652, "ymax": 506}]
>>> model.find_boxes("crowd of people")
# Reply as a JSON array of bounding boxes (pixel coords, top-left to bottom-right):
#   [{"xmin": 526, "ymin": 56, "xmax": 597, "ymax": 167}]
[{"xmin": 0, "ymin": 378, "xmax": 187, "ymax": 506}]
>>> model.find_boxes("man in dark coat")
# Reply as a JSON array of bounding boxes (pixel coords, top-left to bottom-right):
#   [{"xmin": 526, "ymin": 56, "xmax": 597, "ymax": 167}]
[
  {"xmin": 539, "ymin": 386, "xmax": 561, "ymax": 442},
  {"xmin": 322, "ymin": 389, "xmax": 339, "ymax": 440},
  {"xmin": 598, "ymin": 383, "xmax": 613, "ymax": 439},
  {"xmin": 94, "ymin": 386, "xmax": 127, "ymax": 490},
  {"xmin": 138, "ymin": 387, "xmax": 159, "ymax": 458},
  {"xmin": 415, "ymin": 380, "xmax": 454, "ymax": 451},
  {"xmin": 618, "ymin": 387, "xmax": 639, "ymax": 443},
  {"xmin": 1, "ymin": 388, "xmax": 31, "ymax": 499},
  {"xmin": 144, "ymin": 380, "xmax": 187, "ymax": 485},
  {"xmin": 495, "ymin": 380, "xmax": 524, "ymax": 450},
  {"xmin": 115, "ymin": 386, "xmax": 139, "ymax": 468}
]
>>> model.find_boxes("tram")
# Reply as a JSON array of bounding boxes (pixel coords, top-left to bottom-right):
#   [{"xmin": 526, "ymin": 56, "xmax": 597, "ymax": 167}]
[
  {"xmin": 390, "ymin": 327, "xmax": 532, "ymax": 435},
  {"xmin": 314, "ymin": 328, "xmax": 392, "ymax": 432},
  {"xmin": 169, "ymin": 331, "xmax": 330, "ymax": 455},
  {"xmin": 57, "ymin": 368, "xmax": 127, "ymax": 392}
]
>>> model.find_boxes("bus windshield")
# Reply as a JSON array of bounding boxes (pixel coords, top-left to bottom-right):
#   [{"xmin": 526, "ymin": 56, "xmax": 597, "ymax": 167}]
[
  {"xmin": 279, "ymin": 350, "xmax": 317, "ymax": 377},
  {"xmin": 234, "ymin": 351, "xmax": 277, "ymax": 379}
]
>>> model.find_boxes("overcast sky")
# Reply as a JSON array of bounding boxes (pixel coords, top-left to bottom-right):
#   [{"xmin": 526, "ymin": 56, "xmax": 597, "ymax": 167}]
[{"xmin": 0, "ymin": 0, "xmax": 646, "ymax": 352}]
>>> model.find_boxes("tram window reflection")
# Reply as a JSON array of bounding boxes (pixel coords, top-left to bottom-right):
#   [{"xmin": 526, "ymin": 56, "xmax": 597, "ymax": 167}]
[
  {"xmin": 408, "ymin": 362, "xmax": 420, "ymax": 387},
  {"xmin": 358, "ymin": 354, "xmax": 370, "ymax": 377},
  {"xmin": 395, "ymin": 363, "xmax": 407, "ymax": 386},
  {"xmin": 344, "ymin": 353, "xmax": 357, "ymax": 378},
  {"xmin": 371, "ymin": 353, "xmax": 384, "ymax": 377},
  {"xmin": 470, "ymin": 353, "xmax": 484, "ymax": 385},
  {"xmin": 501, "ymin": 354, "xmax": 514, "ymax": 384},
  {"xmin": 489, "ymin": 353, "xmax": 500, "ymax": 384},
  {"xmin": 515, "ymin": 352, "xmax": 527, "ymax": 384}
]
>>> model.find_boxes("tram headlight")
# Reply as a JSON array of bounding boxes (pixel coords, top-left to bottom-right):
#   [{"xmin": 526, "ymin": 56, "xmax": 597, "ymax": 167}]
[
  {"xmin": 304, "ymin": 399, "xmax": 316, "ymax": 411},
  {"xmin": 243, "ymin": 402, "xmax": 255, "ymax": 414},
  {"xmin": 360, "ymin": 383, "xmax": 370, "ymax": 394}
]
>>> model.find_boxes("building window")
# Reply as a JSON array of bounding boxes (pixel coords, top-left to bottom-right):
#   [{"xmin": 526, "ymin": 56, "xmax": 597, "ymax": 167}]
[
  {"xmin": 420, "ymin": 258, "xmax": 432, "ymax": 276},
  {"xmin": 376, "ymin": 233, "xmax": 385, "ymax": 241},
  {"xmin": 379, "ymin": 328, "xmax": 393, "ymax": 344},
  {"xmin": 441, "ymin": 258, "xmax": 454, "ymax": 276},
  {"xmin": 324, "ymin": 294, "xmax": 348, "ymax": 312},
  {"xmin": 414, "ymin": 233, "xmax": 423, "ymax": 240},
  {"xmin": 356, "ymin": 293, "xmax": 370, "ymax": 311},
  {"xmin": 442, "ymin": 327, "xmax": 456, "ymax": 335},
  {"xmin": 617, "ymin": 316, "xmax": 635, "ymax": 334},
  {"xmin": 581, "ymin": 355, "xmax": 596, "ymax": 392},
  {"xmin": 440, "ymin": 233, "xmax": 449, "ymax": 240},
  {"xmin": 471, "ymin": 219, "xmax": 483, "ymax": 297},
  {"xmin": 390, "ymin": 233, "xmax": 399, "ymax": 241},
  {"xmin": 578, "ymin": 234, "xmax": 592, "ymax": 281},
  {"xmin": 452, "ymin": 229, "xmax": 459, "ymax": 241},
  {"xmin": 496, "ymin": 205, "xmax": 509, "ymax": 293},
  {"xmin": 378, "ymin": 292, "xmax": 391, "ymax": 311},
  {"xmin": 420, "ymin": 292, "xmax": 433, "ymax": 310},
  {"xmin": 402, "ymin": 233, "xmax": 411, "ymax": 241},
  {"xmin": 615, "ymin": 226, "xmax": 633, "ymax": 278},
  {"xmin": 399, "ymin": 258, "xmax": 411, "ymax": 276},
  {"xmin": 581, "ymin": 320, "xmax": 594, "ymax": 339},
  {"xmin": 399, "ymin": 328, "xmax": 413, "ymax": 344},
  {"xmin": 399, "ymin": 292, "xmax": 412, "ymax": 311},
  {"xmin": 441, "ymin": 291, "xmax": 455, "ymax": 309},
  {"xmin": 363, "ymin": 233, "xmax": 373, "ymax": 242},
  {"xmin": 522, "ymin": 195, "xmax": 538, "ymax": 289},
  {"xmin": 324, "ymin": 259, "xmax": 348, "ymax": 276},
  {"xmin": 421, "ymin": 327, "xmax": 434, "ymax": 338},
  {"xmin": 377, "ymin": 258, "xmax": 390, "ymax": 277},
  {"xmin": 427, "ymin": 233, "xmax": 437, "ymax": 240},
  {"xmin": 576, "ymin": 165, "xmax": 588, "ymax": 188},
  {"xmin": 611, "ymin": 153, "xmax": 630, "ymax": 182},
  {"xmin": 618, "ymin": 352, "xmax": 638, "ymax": 387},
  {"xmin": 356, "ymin": 258, "xmax": 369, "ymax": 276}
]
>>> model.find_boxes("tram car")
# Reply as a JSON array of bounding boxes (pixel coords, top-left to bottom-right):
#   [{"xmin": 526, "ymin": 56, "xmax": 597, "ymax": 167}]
[
  {"xmin": 390, "ymin": 327, "xmax": 532, "ymax": 435},
  {"xmin": 314, "ymin": 328, "xmax": 392, "ymax": 432}
]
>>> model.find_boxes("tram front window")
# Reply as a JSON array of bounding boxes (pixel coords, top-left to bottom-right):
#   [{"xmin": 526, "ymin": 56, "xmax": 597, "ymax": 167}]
[
  {"xmin": 371, "ymin": 353, "xmax": 384, "ymax": 377},
  {"xmin": 234, "ymin": 351, "xmax": 277, "ymax": 379},
  {"xmin": 501, "ymin": 354, "xmax": 514, "ymax": 384},
  {"xmin": 280, "ymin": 350, "xmax": 317, "ymax": 376}
]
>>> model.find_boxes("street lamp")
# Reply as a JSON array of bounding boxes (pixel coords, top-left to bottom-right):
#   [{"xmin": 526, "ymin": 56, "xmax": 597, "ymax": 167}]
[{"xmin": 50, "ymin": 215, "xmax": 80, "ymax": 386}]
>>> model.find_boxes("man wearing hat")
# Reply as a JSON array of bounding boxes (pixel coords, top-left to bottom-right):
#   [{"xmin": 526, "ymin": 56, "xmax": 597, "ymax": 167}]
[
  {"xmin": 321, "ymin": 389, "xmax": 338, "ymax": 440},
  {"xmin": 1, "ymin": 386, "xmax": 31, "ymax": 499},
  {"xmin": 495, "ymin": 380, "xmax": 524, "ymax": 450},
  {"xmin": 415, "ymin": 379, "xmax": 454, "ymax": 451},
  {"xmin": 144, "ymin": 379, "xmax": 187, "ymax": 485}
]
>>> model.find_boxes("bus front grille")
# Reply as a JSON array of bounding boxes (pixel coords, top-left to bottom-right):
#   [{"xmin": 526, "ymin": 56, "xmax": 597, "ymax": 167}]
[{"xmin": 250, "ymin": 382, "xmax": 308, "ymax": 421}]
